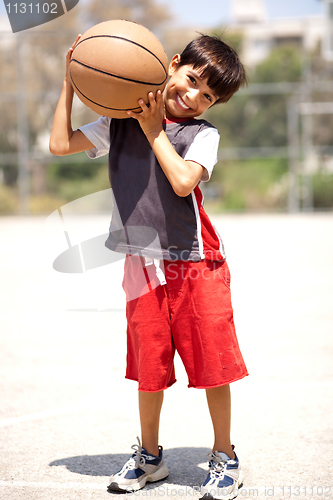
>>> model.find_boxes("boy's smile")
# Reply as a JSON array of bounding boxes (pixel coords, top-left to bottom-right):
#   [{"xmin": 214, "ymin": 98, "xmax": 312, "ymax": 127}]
[
  {"xmin": 163, "ymin": 55, "xmax": 218, "ymax": 120},
  {"xmin": 175, "ymin": 93, "xmax": 191, "ymax": 111}
]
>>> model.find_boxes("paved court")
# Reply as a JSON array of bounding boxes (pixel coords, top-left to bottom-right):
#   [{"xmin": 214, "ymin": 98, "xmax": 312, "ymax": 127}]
[{"xmin": 0, "ymin": 213, "xmax": 332, "ymax": 500}]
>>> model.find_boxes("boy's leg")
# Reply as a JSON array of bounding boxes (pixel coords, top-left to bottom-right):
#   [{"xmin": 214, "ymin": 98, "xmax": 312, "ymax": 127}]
[
  {"xmin": 205, "ymin": 384, "xmax": 235, "ymax": 459},
  {"xmin": 201, "ymin": 384, "xmax": 243, "ymax": 499},
  {"xmin": 139, "ymin": 390, "xmax": 164, "ymax": 457},
  {"xmin": 108, "ymin": 389, "xmax": 168, "ymax": 492}
]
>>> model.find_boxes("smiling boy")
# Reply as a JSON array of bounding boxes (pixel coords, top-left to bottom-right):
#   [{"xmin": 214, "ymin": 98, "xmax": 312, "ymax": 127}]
[{"xmin": 50, "ymin": 34, "xmax": 248, "ymax": 500}]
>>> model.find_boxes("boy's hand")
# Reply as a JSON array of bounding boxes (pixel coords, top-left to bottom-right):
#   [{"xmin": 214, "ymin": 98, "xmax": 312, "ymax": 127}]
[
  {"xmin": 127, "ymin": 89, "xmax": 204, "ymax": 197},
  {"xmin": 65, "ymin": 34, "xmax": 82, "ymax": 82},
  {"xmin": 127, "ymin": 90, "xmax": 164, "ymax": 140}
]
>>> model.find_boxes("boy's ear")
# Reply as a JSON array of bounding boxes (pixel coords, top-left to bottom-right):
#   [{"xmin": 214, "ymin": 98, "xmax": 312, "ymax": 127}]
[{"xmin": 168, "ymin": 54, "xmax": 181, "ymax": 76}]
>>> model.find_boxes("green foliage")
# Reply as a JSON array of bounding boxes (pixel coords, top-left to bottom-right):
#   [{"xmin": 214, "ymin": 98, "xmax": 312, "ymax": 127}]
[
  {"xmin": 47, "ymin": 154, "xmax": 102, "ymax": 183},
  {"xmin": 1, "ymin": 163, "xmax": 18, "ymax": 186},
  {"xmin": 206, "ymin": 158, "xmax": 289, "ymax": 212},
  {"xmin": 252, "ymin": 45, "xmax": 302, "ymax": 84},
  {"xmin": 312, "ymin": 173, "xmax": 333, "ymax": 208},
  {"xmin": 205, "ymin": 44, "xmax": 302, "ymax": 151},
  {"xmin": 29, "ymin": 195, "xmax": 67, "ymax": 214},
  {"xmin": 202, "ymin": 43, "xmax": 326, "ymax": 212},
  {"xmin": 47, "ymin": 159, "xmax": 110, "ymax": 203},
  {"xmin": 0, "ymin": 185, "xmax": 19, "ymax": 213}
]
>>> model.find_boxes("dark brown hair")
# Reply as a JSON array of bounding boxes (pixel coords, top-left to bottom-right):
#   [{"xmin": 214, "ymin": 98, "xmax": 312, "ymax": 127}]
[{"xmin": 177, "ymin": 34, "xmax": 247, "ymax": 104}]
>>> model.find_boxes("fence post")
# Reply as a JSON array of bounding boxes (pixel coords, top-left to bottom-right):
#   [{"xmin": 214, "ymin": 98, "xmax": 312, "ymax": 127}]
[
  {"xmin": 16, "ymin": 35, "xmax": 30, "ymax": 215},
  {"xmin": 287, "ymin": 96, "xmax": 300, "ymax": 213}
]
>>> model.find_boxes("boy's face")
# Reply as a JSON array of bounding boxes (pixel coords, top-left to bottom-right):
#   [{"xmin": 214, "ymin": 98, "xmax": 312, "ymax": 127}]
[{"xmin": 163, "ymin": 55, "xmax": 218, "ymax": 120}]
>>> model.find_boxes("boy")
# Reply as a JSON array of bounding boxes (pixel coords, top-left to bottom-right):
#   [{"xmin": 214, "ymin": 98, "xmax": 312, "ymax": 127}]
[{"xmin": 50, "ymin": 33, "xmax": 248, "ymax": 500}]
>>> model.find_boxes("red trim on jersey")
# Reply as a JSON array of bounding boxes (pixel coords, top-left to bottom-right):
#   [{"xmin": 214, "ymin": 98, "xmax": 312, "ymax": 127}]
[
  {"xmin": 163, "ymin": 117, "xmax": 195, "ymax": 124},
  {"xmin": 193, "ymin": 185, "xmax": 225, "ymax": 261}
]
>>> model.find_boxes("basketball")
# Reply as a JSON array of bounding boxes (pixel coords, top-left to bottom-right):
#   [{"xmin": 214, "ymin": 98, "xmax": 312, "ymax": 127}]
[{"xmin": 69, "ymin": 20, "xmax": 169, "ymax": 118}]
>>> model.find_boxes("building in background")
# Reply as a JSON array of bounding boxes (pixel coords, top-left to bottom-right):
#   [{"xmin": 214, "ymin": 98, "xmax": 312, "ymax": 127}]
[
  {"xmin": 323, "ymin": 0, "xmax": 333, "ymax": 59},
  {"xmin": 231, "ymin": 0, "xmax": 325, "ymax": 65}
]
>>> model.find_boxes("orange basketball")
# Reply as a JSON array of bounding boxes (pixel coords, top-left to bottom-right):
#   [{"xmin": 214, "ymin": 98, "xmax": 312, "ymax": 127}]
[{"xmin": 69, "ymin": 20, "xmax": 169, "ymax": 118}]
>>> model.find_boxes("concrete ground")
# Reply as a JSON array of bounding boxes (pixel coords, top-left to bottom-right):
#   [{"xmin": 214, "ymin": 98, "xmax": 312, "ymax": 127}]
[{"xmin": 0, "ymin": 213, "xmax": 332, "ymax": 500}]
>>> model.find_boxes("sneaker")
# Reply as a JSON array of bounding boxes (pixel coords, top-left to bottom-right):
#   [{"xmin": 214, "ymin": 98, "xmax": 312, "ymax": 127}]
[
  {"xmin": 200, "ymin": 447, "xmax": 243, "ymax": 500},
  {"xmin": 107, "ymin": 437, "xmax": 169, "ymax": 492}
]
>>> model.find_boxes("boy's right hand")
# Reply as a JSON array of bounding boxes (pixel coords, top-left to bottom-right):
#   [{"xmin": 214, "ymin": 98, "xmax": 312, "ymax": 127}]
[
  {"xmin": 127, "ymin": 90, "xmax": 164, "ymax": 141},
  {"xmin": 65, "ymin": 34, "xmax": 82, "ymax": 82}
]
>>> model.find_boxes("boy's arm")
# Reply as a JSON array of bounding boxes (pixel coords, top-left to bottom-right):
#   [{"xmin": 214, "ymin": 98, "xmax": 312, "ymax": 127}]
[
  {"xmin": 127, "ymin": 92, "xmax": 204, "ymax": 198},
  {"xmin": 49, "ymin": 37, "xmax": 95, "ymax": 156}
]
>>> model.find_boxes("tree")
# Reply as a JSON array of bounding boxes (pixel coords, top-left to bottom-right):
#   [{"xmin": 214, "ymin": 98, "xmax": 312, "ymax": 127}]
[
  {"xmin": 85, "ymin": 0, "xmax": 172, "ymax": 34},
  {"xmin": 205, "ymin": 44, "xmax": 303, "ymax": 149}
]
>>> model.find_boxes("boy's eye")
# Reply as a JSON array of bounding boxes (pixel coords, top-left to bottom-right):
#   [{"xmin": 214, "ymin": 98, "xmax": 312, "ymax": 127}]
[
  {"xmin": 188, "ymin": 75, "xmax": 196, "ymax": 84},
  {"xmin": 204, "ymin": 94, "xmax": 212, "ymax": 102}
]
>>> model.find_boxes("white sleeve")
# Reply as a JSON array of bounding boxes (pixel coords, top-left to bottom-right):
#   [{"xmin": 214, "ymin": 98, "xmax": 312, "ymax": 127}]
[
  {"xmin": 78, "ymin": 116, "xmax": 111, "ymax": 159},
  {"xmin": 184, "ymin": 127, "xmax": 220, "ymax": 182}
]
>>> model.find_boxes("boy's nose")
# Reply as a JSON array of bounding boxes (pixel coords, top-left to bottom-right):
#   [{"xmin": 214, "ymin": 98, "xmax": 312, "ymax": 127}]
[{"xmin": 186, "ymin": 88, "xmax": 200, "ymax": 101}]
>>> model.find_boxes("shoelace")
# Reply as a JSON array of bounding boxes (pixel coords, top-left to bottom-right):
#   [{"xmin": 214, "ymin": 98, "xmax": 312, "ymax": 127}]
[
  {"xmin": 123, "ymin": 436, "xmax": 146, "ymax": 470},
  {"xmin": 207, "ymin": 452, "xmax": 228, "ymax": 479}
]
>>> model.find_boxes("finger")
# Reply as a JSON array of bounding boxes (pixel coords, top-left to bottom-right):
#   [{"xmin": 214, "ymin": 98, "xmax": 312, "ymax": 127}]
[
  {"xmin": 155, "ymin": 90, "xmax": 163, "ymax": 108},
  {"xmin": 66, "ymin": 49, "xmax": 72, "ymax": 69},
  {"xmin": 127, "ymin": 110, "xmax": 141, "ymax": 120},
  {"xmin": 72, "ymin": 34, "xmax": 82, "ymax": 49},
  {"xmin": 148, "ymin": 92, "xmax": 156, "ymax": 107},
  {"xmin": 138, "ymin": 98, "xmax": 149, "ymax": 112},
  {"xmin": 67, "ymin": 35, "xmax": 81, "ymax": 60}
]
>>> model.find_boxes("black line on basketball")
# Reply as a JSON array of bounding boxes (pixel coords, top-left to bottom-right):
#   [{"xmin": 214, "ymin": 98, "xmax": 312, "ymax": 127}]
[
  {"xmin": 70, "ymin": 58, "xmax": 167, "ymax": 86},
  {"xmin": 74, "ymin": 34, "xmax": 168, "ymax": 80},
  {"xmin": 69, "ymin": 72, "xmax": 143, "ymax": 112}
]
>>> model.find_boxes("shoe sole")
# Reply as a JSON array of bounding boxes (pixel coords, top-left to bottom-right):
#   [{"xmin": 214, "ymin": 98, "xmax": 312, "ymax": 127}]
[{"xmin": 107, "ymin": 463, "xmax": 169, "ymax": 493}]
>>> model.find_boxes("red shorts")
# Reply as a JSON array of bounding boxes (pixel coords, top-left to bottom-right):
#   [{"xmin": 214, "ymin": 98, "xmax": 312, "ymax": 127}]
[{"xmin": 123, "ymin": 256, "xmax": 248, "ymax": 392}]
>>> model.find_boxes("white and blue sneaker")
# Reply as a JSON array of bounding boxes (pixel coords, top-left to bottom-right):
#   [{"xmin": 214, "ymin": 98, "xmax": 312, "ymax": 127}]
[
  {"xmin": 107, "ymin": 437, "xmax": 169, "ymax": 492},
  {"xmin": 200, "ymin": 447, "xmax": 244, "ymax": 500}
]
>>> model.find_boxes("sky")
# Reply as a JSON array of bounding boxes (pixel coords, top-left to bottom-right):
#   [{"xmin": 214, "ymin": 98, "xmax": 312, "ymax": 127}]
[
  {"xmin": 164, "ymin": 0, "xmax": 324, "ymax": 27},
  {"xmin": 0, "ymin": 0, "xmax": 325, "ymax": 27}
]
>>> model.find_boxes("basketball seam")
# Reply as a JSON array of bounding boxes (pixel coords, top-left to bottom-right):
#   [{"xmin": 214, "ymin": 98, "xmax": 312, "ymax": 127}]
[
  {"xmin": 69, "ymin": 71, "xmax": 143, "ymax": 112},
  {"xmin": 70, "ymin": 58, "xmax": 167, "ymax": 86},
  {"xmin": 73, "ymin": 34, "xmax": 168, "ymax": 81}
]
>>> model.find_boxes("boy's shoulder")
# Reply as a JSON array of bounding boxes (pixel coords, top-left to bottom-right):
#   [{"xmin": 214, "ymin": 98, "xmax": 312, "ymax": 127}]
[
  {"xmin": 192, "ymin": 117, "xmax": 216, "ymax": 129},
  {"xmin": 164, "ymin": 118, "xmax": 218, "ymax": 157},
  {"xmin": 165, "ymin": 117, "xmax": 217, "ymax": 136}
]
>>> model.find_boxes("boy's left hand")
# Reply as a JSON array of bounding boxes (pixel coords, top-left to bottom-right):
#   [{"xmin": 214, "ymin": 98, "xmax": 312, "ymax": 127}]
[{"xmin": 127, "ymin": 90, "xmax": 164, "ymax": 140}]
